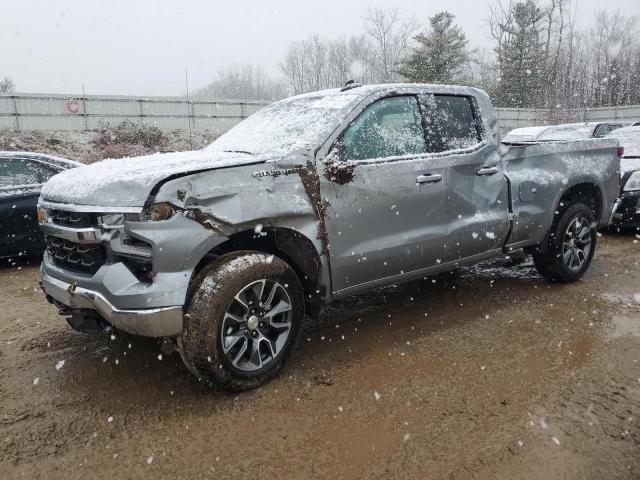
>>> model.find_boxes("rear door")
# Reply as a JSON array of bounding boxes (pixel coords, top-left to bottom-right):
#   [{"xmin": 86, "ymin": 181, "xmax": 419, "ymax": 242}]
[
  {"xmin": 419, "ymin": 94, "xmax": 510, "ymax": 261},
  {"xmin": 321, "ymin": 95, "xmax": 449, "ymax": 296}
]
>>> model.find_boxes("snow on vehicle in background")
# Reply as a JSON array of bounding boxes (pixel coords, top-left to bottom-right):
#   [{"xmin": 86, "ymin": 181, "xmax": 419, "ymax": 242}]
[
  {"xmin": 605, "ymin": 126, "xmax": 640, "ymax": 229},
  {"xmin": 502, "ymin": 121, "xmax": 631, "ymax": 143}
]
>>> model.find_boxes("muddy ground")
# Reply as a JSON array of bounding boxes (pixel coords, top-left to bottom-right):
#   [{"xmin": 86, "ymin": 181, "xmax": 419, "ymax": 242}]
[{"xmin": 1, "ymin": 233, "xmax": 639, "ymax": 479}]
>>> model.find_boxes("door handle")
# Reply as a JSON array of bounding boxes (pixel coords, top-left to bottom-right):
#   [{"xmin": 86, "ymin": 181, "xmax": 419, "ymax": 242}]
[
  {"xmin": 476, "ymin": 166, "xmax": 499, "ymax": 176},
  {"xmin": 416, "ymin": 173, "xmax": 443, "ymax": 184}
]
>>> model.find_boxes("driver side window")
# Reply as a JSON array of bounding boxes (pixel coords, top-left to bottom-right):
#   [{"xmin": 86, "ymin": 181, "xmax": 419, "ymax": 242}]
[{"xmin": 343, "ymin": 96, "xmax": 426, "ymax": 161}]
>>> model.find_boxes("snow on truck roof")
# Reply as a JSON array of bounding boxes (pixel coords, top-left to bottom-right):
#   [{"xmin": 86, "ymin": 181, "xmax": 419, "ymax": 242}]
[
  {"xmin": 279, "ymin": 83, "xmax": 484, "ymax": 103},
  {"xmin": 207, "ymin": 83, "xmax": 489, "ymax": 158}
]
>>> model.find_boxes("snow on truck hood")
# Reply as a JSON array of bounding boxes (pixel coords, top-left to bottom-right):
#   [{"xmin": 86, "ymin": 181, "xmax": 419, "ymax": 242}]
[{"xmin": 40, "ymin": 149, "xmax": 267, "ymax": 208}]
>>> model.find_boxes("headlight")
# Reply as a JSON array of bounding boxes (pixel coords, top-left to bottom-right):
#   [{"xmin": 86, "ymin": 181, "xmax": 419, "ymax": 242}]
[
  {"xmin": 624, "ymin": 171, "xmax": 640, "ymax": 192},
  {"xmin": 143, "ymin": 202, "xmax": 176, "ymax": 221},
  {"xmin": 37, "ymin": 207, "xmax": 49, "ymax": 222},
  {"xmin": 97, "ymin": 212, "xmax": 141, "ymax": 227}
]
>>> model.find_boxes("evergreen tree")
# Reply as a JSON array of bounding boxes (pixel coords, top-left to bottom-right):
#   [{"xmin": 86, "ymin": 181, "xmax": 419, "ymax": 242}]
[
  {"xmin": 399, "ymin": 12, "xmax": 470, "ymax": 84},
  {"xmin": 497, "ymin": 0, "xmax": 545, "ymax": 108}
]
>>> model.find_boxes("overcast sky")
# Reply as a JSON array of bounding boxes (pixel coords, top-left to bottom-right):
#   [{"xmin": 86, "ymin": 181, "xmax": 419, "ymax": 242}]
[{"xmin": 2, "ymin": 0, "xmax": 639, "ymax": 96}]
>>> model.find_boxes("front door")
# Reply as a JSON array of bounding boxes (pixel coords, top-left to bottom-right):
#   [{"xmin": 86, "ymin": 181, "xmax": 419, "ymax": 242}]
[{"xmin": 320, "ymin": 95, "xmax": 450, "ymax": 297}]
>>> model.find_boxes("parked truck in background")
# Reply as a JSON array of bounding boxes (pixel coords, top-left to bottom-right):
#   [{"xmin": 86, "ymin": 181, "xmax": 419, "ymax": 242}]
[{"xmin": 37, "ymin": 83, "xmax": 621, "ymax": 391}]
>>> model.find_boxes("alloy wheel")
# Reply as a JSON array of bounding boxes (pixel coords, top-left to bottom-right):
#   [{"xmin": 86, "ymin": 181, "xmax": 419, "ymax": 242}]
[
  {"xmin": 220, "ymin": 279, "xmax": 293, "ymax": 372},
  {"xmin": 562, "ymin": 216, "xmax": 593, "ymax": 271}
]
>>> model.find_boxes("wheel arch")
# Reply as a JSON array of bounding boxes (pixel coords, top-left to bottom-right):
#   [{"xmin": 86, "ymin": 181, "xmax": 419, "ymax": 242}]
[
  {"xmin": 191, "ymin": 227, "xmax": 325, "ymax": 318},
  {"xmin": 557, "ymin": 182, "xmax": 603, "ymax": 222}
]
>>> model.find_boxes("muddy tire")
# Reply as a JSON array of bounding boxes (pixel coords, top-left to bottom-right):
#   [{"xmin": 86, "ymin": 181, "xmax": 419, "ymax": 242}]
[
  {"xmin": 532, "ymin": 202, "xmax": 597, "ymax": 283},
  {"xmin": 180, "ymin": 251, "xmax": 304, "ymax": 392}
]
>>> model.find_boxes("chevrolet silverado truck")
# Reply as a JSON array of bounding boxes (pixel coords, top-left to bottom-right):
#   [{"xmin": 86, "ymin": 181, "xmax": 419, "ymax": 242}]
[{"xmin": 38, "ymin": 83, "xmax": 621, "ymax": 391}]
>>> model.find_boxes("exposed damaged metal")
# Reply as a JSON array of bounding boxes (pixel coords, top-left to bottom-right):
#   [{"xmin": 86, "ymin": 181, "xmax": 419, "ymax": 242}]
[
  {"xmin": 298, "ymin": 161, "xmax": 330, "ymax": 255},
  {"xmin": 183, "ymin": 207, "xmax": 225, "ymax": 235}
]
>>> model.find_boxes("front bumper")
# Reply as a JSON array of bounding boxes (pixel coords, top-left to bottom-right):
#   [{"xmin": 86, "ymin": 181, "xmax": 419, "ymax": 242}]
[
  {"xmin": 612, "ymin": 191, "xmax": 640, "ymax": 228},
  {"xmin": 40, "ymin": 267, "xmax": 184, "ymax": 337},
  {"xmin": 37, "ymin": 206, "xmax": 227, "ymax": 337}
]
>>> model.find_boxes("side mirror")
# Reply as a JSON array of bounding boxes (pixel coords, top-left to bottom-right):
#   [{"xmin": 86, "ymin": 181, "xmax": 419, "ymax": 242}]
[{"xmin": 323, "ymin": 138, "xmax": 355, "ymax": 185}]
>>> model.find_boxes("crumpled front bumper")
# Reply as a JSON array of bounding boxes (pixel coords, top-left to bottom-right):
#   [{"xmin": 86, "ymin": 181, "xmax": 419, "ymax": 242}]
[
  {"xmin": 40, "ymin": 266, "xmax": 184, "ymax": 337},
  {"xmin": 38, "ymin": 208, "xmax": 228, "ymax": 337},
  {"xmin": 612, "ymin": 191, "xmax": 640, "ymax": 227}
]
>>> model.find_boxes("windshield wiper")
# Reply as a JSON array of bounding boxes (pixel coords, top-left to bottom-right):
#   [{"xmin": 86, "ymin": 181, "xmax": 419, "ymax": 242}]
[{"xmin": 223, "ymin": 150, "xmax": 253, "ymax": 155}]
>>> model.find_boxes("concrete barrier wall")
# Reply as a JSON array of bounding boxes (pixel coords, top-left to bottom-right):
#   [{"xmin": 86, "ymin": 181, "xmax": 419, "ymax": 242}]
[
  {"xmin": 0, "ymin": 93, "xmax": 268, "ymax": 132},
  {"xmin": 495, "ymin": 105, "xmax": 640, "ymax": 133},
  {"xmin": 1, "ymin": 92, "xmax": 639, "ymax": 134}
]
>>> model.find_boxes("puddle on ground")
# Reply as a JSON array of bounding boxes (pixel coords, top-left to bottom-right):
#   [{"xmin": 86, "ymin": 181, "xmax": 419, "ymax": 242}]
[
  {"xmin": 608, "ymin": 313, "xmax": 640, "ymax": 339},
  {"xmin": 601, "ymin": 292, "xmax": 640, "ymax": 339}
]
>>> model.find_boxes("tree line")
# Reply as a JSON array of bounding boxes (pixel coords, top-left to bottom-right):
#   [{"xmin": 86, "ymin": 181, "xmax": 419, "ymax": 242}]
[{"xmin": 196, "ymin": 1, "xmax": 640, "ymax": 115}]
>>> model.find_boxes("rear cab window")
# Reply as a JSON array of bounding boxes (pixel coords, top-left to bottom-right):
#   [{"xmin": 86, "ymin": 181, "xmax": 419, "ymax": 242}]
[{"xmin": 419, "ymin": 94, "xmax": 483, "ymax": 153}]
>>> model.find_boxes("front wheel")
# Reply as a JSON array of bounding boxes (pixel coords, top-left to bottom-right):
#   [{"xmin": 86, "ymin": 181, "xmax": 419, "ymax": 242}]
[
  {"xmin": 532, "ymin": 202, "xmax": 597, "ymax": 282},
  {"xmin": 180, "ymin": 251, "xmax": 304, "ymax": 391}
]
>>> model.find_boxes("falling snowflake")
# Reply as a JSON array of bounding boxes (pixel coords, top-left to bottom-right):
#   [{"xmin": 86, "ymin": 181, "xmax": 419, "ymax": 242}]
[
  {"xmin": 55, "ymin": 360, "xmax": 65, "ymax": 370},
  {"xmin": 373, "ymin": 391, "xmax": 381, "ymax": 401}
]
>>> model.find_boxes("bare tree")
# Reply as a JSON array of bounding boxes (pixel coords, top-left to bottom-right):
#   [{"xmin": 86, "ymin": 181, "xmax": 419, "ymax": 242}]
[
  {"xmin": 195, "ymin": 65, "xmax": 286, "ymax": 101},
  {"xmin": 0, "ymin": 77, "xmax": 15, "ymax": 93},
  {"xmin": 363, "ymin": 8, "xmax": 418, "ymax": 83}
]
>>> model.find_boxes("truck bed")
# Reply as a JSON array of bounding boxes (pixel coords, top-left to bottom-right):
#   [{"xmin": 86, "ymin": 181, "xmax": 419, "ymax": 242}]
[{"xmin": 502, "ymin": 138, "xmax": 620, "ymax": 248}]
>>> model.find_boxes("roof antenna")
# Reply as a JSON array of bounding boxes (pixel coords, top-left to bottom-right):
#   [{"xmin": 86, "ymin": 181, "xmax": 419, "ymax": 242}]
[{"xmin": 341, "ymin": 79, "xmax": 362, "ymax": 92}]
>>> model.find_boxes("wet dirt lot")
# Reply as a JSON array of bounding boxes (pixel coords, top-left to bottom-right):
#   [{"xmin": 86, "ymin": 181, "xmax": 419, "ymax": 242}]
[{"xmin": 1, "ymin": 233, "xmax": 639, "ymax": 480}]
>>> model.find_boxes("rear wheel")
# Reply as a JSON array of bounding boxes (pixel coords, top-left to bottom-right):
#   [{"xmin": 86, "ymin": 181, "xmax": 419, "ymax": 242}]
[
  {"xmin": 180, "ymin": 251, "xmax": 303, "ymax": 391},
  {"xmin": 532, "ymin": 202, "xmax": 597, "ymax": 282}
]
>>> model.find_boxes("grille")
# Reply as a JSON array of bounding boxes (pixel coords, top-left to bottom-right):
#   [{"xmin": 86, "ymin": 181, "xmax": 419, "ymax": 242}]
[
  {"xmin": 50, "ymin": 210, "xmax": 96, "ymax": 228},
  {"xmin": 46, "ymin": 236, "xmax": 106, "ymax": 275}
]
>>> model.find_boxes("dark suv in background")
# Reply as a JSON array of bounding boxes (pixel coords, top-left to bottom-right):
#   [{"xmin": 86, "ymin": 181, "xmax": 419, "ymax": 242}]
[{"xmin": 0, "ymin": 152, "xmax": 80, "ymax": 260}]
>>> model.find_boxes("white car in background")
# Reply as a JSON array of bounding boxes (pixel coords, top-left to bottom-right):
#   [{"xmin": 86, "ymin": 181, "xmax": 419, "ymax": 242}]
[
  {"xmin": 605, "ymin": 125, "xmax": 640, "ymax": 229},
  {"xmin": 503, "ymin": 121, "xmax": 631, "ymax": 143}
]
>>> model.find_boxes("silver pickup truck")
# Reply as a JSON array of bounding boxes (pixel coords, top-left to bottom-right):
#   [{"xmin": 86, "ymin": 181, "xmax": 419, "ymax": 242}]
[{"xmin": 38, "ymin": 84, "xmax": 621, "ymax": 391}]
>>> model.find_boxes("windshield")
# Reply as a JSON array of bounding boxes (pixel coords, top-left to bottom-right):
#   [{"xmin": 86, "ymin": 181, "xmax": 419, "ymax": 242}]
[{"xmin": 206, "ymin": 93, "xmax": 362, "ymax": 155}]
